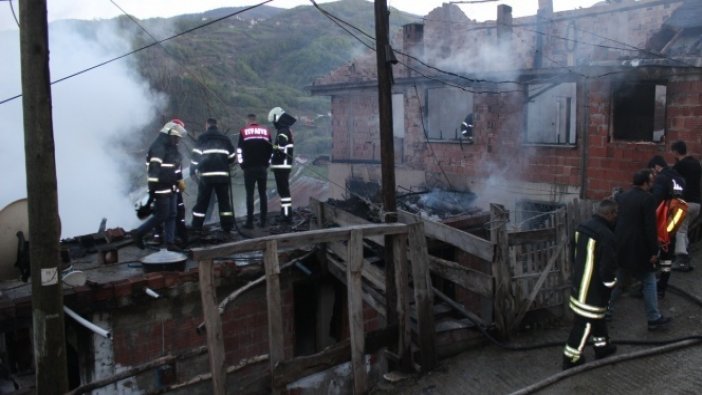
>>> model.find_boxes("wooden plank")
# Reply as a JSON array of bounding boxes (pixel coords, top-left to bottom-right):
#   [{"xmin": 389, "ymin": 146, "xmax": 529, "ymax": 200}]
[
  {"xmin": 198, "ymin": 260, "xmax": 226, "ymax": 395},
  {"xmin": 433, "ymin": 287, "xmax": 486, "ymax": 328},
  {"xmin": 490, "ymin": 204, "xmax": 515, "ymax": 337},
  {"xmin": 511, "ymin": 240, "xmax": 566, "ymax": 331},
  {"xmin": 316, "ymin": 201, "xmax": 384, "ymax": 244},
  {"xmin": 398, "ymin": 210, "xmax": 493, "ymax": 262},
  {"xmin": 407, "ymin": 222, "xmax": 437, "ymax": 371},
  {"xmin": 272, "ymin": 326, "xmax": 396, "ymax": 388},
  {"xmin": 328, "ymin": 241, "xmax": 386, "ymax": 291},
  {"xmin": 264, "ymin": 241, "xmax": 285, "ymax": 375},
  {"xmin": 392, "ymin": 233, "xmax": 412, "ymax": 371},
  {"xmin": 192, "ymin": 223, "xmax": 407, "ymax": 260},
  {"xmin": 346, "ymin": 229, "xmax": 367, "ymax": 394},
  {"xmin": 428, "ymin": 256, "xmax": 493, "ymax": 298},
  {"xmin": 507, "ymin": 228, "xmax": 557, "ymax": 246},
  {"xmin": 327, "ymin": 255, "xmax": 387, "ymax": 317}
]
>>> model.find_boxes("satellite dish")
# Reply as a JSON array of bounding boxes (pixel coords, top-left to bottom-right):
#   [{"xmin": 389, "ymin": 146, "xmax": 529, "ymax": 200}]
[
  {"xmin": 62, "ymin": 269, "xmax": 87, "ymax": 287},
  {"xmin": 0, "ymin": 199, "xmax": 29, "ymax": 281}
]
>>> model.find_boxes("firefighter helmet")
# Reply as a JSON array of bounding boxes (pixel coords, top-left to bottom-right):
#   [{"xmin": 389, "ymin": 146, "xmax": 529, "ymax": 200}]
[
  {"xmin": 161, "ymin": 119, "xmax": 187, "ymax": 137},
  {"xmin": 268, "ymin": 107, "xmax": 285, "ymax": 123}
]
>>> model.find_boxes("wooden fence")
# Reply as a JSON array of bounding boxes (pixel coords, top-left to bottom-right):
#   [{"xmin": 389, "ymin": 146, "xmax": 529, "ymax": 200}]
[{"xmin": 191, "ymin": 222, "xmax": 436, "ymax": 394}]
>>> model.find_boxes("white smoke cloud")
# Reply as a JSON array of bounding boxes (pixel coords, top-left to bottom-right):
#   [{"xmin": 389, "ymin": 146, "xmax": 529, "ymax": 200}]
[{"xmin": 0, "ymin": 22, "xmax": 166, "ymax": 237}]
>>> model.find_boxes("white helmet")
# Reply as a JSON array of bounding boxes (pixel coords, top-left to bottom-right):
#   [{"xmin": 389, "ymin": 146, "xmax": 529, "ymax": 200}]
[
  {"xmin": 268, "ymin": 107, "xmax": 285, "ymax": 123},
  {"xmin": 160, "ymin": 118, "xmax": 186, "ymax": 137}
]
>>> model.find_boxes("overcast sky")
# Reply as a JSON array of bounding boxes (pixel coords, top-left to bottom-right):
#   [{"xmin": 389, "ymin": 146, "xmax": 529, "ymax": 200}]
[{"xmin": 0, "ymin": 0, "xmax": 604, "ymax": 31}]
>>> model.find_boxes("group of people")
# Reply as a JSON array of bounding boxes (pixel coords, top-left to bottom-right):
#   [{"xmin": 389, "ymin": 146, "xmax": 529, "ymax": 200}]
[
  {"xmin": 563, "ymin": 140, "xmax": 701, "ymax": 370},
  {"xmin": 130, "ymin": 107, "xmax": 296, "ymax": 250}
]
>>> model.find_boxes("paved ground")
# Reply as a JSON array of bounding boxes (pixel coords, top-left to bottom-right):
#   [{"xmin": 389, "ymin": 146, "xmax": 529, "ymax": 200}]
[{"xmin": 371, "ymin": 243, "xmax": 702, "ymax": 395}]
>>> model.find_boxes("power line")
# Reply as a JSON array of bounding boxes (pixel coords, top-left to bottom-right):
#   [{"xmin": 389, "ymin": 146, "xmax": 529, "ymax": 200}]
[
  {"xmin": 107, "ymin": 0, "xmax": 219, "ymax": 116},
  {"xmin": 0, "ymin": 0, "xmax": 274, "ymax": 106},
  {"xmin": 7, "ymin": 0, "xmax": 17, "ymax": 27}
]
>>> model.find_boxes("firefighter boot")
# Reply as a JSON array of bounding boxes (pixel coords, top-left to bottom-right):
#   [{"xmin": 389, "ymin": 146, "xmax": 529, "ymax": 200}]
[
  {"xmin": 243, "ymin": 216, "xmax": 254, "ymax": 230},
  {"xmin": 562, "ymin": 355, "xmax": 585, "ymax": 370},
  {"xmin": 594, "ymin": 344, "xmax": 617, "ymax": 360}
]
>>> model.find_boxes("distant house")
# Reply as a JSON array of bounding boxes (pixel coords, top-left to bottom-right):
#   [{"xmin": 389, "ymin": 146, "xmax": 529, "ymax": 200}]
[{"xmin": 310, "ymin": 0, "xmax": 702, "ymax": 213}]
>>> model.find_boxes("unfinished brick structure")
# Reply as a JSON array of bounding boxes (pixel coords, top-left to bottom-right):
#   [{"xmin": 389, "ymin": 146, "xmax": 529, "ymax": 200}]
[{"xmin": 311, "ymin": 0, "xmax": 702, "ymax": 212}]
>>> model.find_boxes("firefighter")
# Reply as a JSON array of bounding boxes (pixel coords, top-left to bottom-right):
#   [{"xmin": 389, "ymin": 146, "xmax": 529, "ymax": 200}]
[
  {"xmin": 268, "ymin": 107, "xmax": 296, "ymax": 223},
  {"xmin": 237, "ymin": 114, "xmax": 273, "ymax": 229},
  {"xmin": 131, "ymin": 119, "xmax": 187, "ymax": 251},
  {"xmin": 190, "ymin": 118, "xmax": 237, "ymax": 233},
  {"xmin": 648, "ymin": 155, "xmax": 687, "ymax": 299},
  {"xmin": 563, "ymin": 199, "xmax": 618, "ymax": 370},
  {"xmin": 671, "ymin": 140, "xmax": 701, "ymax": 272},
  {"xmin": 461, "ymin": 113, "xmax": 474, "ymax": 144}
]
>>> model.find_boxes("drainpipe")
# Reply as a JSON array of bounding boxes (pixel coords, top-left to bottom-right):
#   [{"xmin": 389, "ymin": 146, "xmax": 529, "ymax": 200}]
[
  {"xmin": 63, "ymin": 306, "xmax": 111, "ymax": 339},
  {"xmin": 580, "ymin": 82, "xmax": 590, "ymax": 199}
]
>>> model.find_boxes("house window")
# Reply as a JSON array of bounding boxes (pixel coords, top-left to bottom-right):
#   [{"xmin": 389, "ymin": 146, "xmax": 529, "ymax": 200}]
[
  {"xmin": 612, "ymin": 82, "xmax": 666, "ymax": 142},
  {"xmin": 426, "ymin": 87, "xmax": 474, "ymax": 141},
  {"xmin": 526, "ymin": 82, "xmax": 577, "ymax": 145}
]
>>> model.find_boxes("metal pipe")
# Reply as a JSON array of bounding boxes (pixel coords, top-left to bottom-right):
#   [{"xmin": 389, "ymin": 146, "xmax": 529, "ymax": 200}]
[
  {"xmin": 145, "ymin": 287, "xmax": 161, "ymax": 299},
  {"xmin": 63, "ymin": 306, "xmax": 111, "ymax": 339}
]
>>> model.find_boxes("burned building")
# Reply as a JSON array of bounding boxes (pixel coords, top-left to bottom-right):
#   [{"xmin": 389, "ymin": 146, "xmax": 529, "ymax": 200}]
[{"xmin": 310, "ymin": 0, "xmax": 702, "ymax": 212}]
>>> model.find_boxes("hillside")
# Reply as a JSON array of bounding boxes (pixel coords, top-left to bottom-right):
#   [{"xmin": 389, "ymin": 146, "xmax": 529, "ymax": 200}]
[{"xmin": 125, "ymin": 0, "xmax": 418, "ymax": 157}]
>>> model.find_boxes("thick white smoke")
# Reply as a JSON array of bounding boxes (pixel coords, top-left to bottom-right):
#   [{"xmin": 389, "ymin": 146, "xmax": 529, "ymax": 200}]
[{"xmin": 0, "ymin": 22, "xmax": 166, "ymax": 237}]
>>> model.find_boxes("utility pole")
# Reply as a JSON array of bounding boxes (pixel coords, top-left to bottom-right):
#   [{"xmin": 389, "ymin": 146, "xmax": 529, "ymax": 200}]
[
  {"xmin": 374, "ymin": 0, "xmax": 399, "ymax": 345},
  {"xmin": 19, "ymin": 0, "xmax": 69, "ymax": 392}
]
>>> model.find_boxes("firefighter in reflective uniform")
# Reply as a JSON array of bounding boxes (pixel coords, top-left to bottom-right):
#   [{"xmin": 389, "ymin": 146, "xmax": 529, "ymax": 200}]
[
  {"xmin": 648, "ymin": 155, "xmax": 687, "ymax": 298},
  {"xmin": 190, "ymin": 118, "xmax": 236, "ymax": 232},
  {"xmin": 268, "ymin": 107, "xmax": 295, "ymax": 223},
  {"xmin": 131, "ymin": 119, "xmax": 187, "ymax": 250},
  {"xmin": 563, "ymin": 199, "xmax": 619, "ymax": 370}
]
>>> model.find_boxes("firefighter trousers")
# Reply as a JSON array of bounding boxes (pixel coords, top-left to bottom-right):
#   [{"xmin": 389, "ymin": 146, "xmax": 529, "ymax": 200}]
[
  {"xmin": 192, "ymin": 180, "xmax": 233, "ymax": 231},
  {"xmin": 564, "ymin": 314, "xmax": 611, "ymax": 364},
  {"xmin": 273, "ymin": 169, "xmax": 292, "ymax": 220}
]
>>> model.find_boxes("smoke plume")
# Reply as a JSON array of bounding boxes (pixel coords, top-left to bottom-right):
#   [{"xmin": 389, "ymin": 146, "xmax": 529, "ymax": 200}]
[{"xmin": 0, "ymin": 21, "xmax": 166, "ymax": 237}]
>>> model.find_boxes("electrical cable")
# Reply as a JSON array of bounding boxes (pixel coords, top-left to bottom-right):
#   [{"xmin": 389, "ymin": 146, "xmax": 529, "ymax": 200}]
[
  {"xmin": 0, "ymin": 0, "xmax": 274, "ymax": 106},
  {"xmin": 107, "ymin": 0, "xmax": 216, "ymax": 115},
  {"xmin": 7, "ymin": 0, "xmax": 18, "ymax": 27}
]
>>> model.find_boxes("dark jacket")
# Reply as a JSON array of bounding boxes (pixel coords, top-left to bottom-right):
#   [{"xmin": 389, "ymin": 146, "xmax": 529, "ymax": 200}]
[
  {"xmin": 190, "ymin": 126, "xmax": 235, "ymax": 183},
  {"xmin": 615, "ymin": 187, "xmax": 658, "ymax": 273},
  {"xmin": 270, "ymin": 113, "xmax": 295, "ymax": 170},
  {"xmin": 569, "ymin": 214, "xmax": 618, "ymax": 319},
  {"xmin": 673, "ymin": 156, "xmax": 701, "ymax": 204},
  {"xmin": 146, "ymin": 133, "xmax": 183, "ymax": 194},
  {"xmin": 237, "ymin": 122, "xmax": 273, "ymax": 169},
  {"xmin": 651, "ymin": 166, "xmax": 685, "ymax": 206}
]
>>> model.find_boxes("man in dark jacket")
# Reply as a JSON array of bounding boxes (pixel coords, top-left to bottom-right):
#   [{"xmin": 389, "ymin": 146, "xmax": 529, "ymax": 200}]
[
  {"xmin": 610, "ymin": 169, "xmax": 670, "ymax": 331},
  {"xmin": 268, "ymin": 107, "xmax": 295, "ymax": 223},
  {"xmin": 671, "ymin": 140, "xmax": 701, "ymax": 272},
  {"xmin": 648, "ymin": 155, "xmax": 686, "ymax": 298},
  {"xmin": 131, "ymin": 119, "xmax": 187, "ymax": 250},
  {"xmin": 563, "ymin": 199, "xmax": 619, "ymax": 370},
  {"xmin": 237, "ymin": 114, "xmax": 273, "ymax": 229},
  {"xmin": 190, "ymin": 118, "xmax": 236, "ymax": 232}
]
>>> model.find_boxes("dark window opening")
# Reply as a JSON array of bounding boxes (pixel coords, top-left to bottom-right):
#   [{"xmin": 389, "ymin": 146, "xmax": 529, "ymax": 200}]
[
  {"xmin": 426, "ymin": 87, "xmax": 474, "ymax": 141},
  {"xmin": 612, "ymin": 82, "xmax": 666, "ymax": 142},
  {"xmin": 293, "ymin": 276, "xmax": 345, "ymax": 356}
]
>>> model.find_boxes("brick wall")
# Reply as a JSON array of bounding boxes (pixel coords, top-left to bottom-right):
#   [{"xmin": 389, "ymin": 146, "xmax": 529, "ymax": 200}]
[{"xmin": 318, "ymin": 1, "xmax": 698, "ymax": 203}]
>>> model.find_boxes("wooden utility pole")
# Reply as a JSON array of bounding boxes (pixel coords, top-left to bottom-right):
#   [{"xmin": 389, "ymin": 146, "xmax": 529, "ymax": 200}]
[
  {"xmin": 19, "ymin": 0, "xmax": 69, "ymax": 391},
  {"xmin": 374, "ymin": 0, "xmax": 399, "ymax": 345}
]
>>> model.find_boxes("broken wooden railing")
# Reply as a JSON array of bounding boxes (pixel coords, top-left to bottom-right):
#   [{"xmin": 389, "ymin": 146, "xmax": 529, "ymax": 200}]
[
  {"xmin": 311, "ymin": 199, "xmax": 582, "ymax": 339},
  {"xmin": 190, "ymin": 221, "xmax": 435, "ymax": 395}
]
